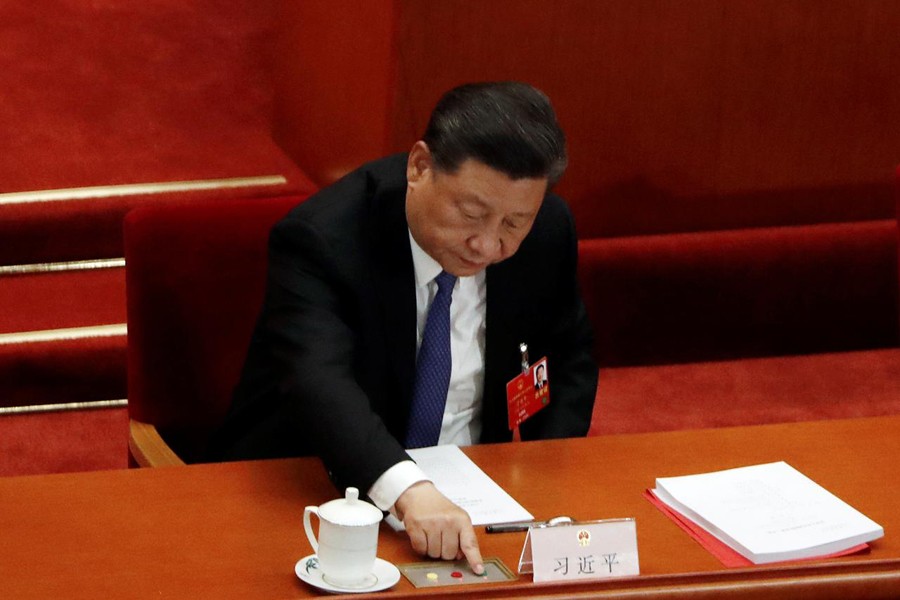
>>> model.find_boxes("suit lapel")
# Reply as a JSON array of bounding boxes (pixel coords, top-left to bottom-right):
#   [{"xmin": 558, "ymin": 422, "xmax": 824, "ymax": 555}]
[
  {"xmin": 369, "ymin": 168, "xmax": 417, "ymax": 419},
  {"xmin": 483, "ymin": 223, "xmax": 547, "ymax": 442},
  {"xmin": 483, "ymin": 258, "xmax": 526, "ymax": 443}
]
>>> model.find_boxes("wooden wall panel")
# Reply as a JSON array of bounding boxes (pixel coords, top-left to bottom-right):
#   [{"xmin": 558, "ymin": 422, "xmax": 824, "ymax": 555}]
[
  {"xmin": 274, "ymin": 0, "xmax": 900, "ymax": 235},
  {"xmin": 272, "ymin": 0, "xmax": 397, "ymax": 185},
  {"xmin": 391, "ymin": 0, "xmax": 728, "ymax": 235},
  {"xmin": 715, "ymin": 1, "xmax": 900, "ymax": 192}
]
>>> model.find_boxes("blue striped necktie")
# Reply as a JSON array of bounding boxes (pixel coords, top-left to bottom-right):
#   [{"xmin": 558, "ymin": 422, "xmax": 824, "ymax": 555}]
[{"xmin": 405, "ymin": 270, "xmax": 457, "ymax": 448}]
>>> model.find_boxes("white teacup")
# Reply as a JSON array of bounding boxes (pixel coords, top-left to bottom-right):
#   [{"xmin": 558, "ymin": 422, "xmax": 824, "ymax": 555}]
[{"xmin": 303, "ymin": 487, "xmax": 383, "ymax": 588}]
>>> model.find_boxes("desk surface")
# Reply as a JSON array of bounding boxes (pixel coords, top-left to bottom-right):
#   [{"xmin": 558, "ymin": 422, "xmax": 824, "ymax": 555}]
[{"xmin": 2, "ymin": 416, "xmax": 899, "ymax": 599}]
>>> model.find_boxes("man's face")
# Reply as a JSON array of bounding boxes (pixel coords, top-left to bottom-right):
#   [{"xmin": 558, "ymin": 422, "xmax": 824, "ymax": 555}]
[{"xmin": 405, "ymin": 141, "xmax": 548, "ymax": 278}]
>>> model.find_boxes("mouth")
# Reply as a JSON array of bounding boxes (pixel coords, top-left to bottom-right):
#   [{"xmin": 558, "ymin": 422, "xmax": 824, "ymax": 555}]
[{"xmin": 457, "ymin": 255, "xmax": 488, "ymax": 271}]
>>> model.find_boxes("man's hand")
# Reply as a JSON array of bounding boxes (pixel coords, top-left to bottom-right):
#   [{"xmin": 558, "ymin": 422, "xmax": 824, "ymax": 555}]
[{"xmin": 393, "ymin": 481, "xmax": 484, "ymax": 575}]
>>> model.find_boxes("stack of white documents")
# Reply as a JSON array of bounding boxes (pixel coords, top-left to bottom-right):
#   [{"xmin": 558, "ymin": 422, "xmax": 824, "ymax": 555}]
[{"xmin": 651, "ymin": 461, "xmax": 884, "ymax": 564}]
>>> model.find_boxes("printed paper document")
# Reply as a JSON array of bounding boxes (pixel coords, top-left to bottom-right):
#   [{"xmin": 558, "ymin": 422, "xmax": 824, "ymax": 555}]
[
  {"xmin": 652, "ymin": 461, "xmax": 883, "ymax": 564},
  {"xmin": 386, "ymin": 445, "xmax": 533, "ymax": 531}
]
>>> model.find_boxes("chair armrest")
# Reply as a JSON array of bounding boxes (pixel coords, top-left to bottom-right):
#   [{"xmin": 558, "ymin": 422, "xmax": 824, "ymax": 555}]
[{"xmin": 129, "ymin": 419, "xmax": 186, "ymax": 467}]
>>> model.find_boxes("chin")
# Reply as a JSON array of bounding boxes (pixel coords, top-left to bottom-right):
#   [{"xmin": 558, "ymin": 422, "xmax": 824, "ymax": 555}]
[
  {"xmin": 440, "ymin": 253, "xmax": 490, "ymax": 277},
  {"xmin": 453, "ymin": 263, "xmax": 488, "ymax": 277}
]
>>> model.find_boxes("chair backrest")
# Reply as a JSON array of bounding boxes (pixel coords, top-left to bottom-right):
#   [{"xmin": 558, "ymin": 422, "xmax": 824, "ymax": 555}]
[
  {"xmin": 578, "ymin": 219, "xmax": 900, "ymax": 367},
  {"xmin": 125, "ymin": 195, "xmax": 308, "ymax": 462}
]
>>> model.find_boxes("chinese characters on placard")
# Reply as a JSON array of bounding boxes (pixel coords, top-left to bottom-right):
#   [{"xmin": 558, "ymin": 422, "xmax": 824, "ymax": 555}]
[
  {"xmin": 524, "ymin": 519, "xmax": 639, "ymax": 582},
  {"xmin": 553, "ymin": 553, "xmax": 619, "ymax": 576}
]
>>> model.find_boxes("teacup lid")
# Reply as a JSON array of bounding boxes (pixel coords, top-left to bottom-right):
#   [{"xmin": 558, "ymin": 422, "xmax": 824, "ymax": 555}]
[{"xmin": 318, "ymin": 487, "xmax": 383, "ymax": 526}]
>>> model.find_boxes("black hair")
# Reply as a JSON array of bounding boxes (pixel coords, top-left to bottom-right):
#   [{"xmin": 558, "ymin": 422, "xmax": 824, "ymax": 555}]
[{"xmin": 422, "ymin": 81, "xmax": 567, "ymax": 186}]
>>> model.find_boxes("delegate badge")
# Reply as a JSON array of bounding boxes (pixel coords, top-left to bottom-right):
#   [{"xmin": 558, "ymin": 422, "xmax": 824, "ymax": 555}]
[{"xmin": 506, "ymin": 355, "xmax": 550, "ymax": 430}]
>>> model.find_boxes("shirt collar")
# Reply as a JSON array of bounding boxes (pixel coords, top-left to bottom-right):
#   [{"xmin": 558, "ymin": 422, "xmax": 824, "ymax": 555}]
[{"xmin": 408, "ymin": 229, "xmax": 443, "ymax": 288}]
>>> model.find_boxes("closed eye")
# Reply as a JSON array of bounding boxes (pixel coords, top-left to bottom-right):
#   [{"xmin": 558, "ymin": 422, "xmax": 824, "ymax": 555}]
[
  {"xmin": 504, "ymin": 217, "xmax": 526, "ymax": 230},
  {"xmin": 457, "ymin": 200, "xmax": 487, "ymax": 221}
]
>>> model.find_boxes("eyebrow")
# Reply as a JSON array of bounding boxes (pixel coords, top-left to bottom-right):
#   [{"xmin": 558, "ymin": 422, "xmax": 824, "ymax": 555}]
[
  {"xmin": 456, "ymin": 194, "xmax": 488, "ymax": 207},
  {"xmin": 457, "ymin": 195, "xmax": 535, "ymax": 219}
]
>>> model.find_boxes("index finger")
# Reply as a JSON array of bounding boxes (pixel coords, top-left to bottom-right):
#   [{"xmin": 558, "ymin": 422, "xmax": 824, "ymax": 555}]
[{"xmin": 458, "ymin": 522, "xmax": 484, "ymax": 575}]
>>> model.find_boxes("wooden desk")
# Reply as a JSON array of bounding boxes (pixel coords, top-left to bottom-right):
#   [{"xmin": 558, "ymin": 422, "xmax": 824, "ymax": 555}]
[{"xmin": 2, "ymin": 416, "xmax": 899, "ymax": 599}]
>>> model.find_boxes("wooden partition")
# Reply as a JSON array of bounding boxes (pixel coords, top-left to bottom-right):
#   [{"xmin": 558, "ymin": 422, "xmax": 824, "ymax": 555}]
[
  {"xmin": 274, "ymin": 0, "xmax": 900, "ymax": 236},
  {"xmin": 272, "ymin": 1, "xmax": 397, "ymax": 185}
]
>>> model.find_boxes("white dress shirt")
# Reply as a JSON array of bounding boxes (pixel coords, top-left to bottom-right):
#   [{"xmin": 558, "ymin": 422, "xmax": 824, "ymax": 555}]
[{"xmin": 367, "ymin": 231, "xmax": 487, "ymax": 511}]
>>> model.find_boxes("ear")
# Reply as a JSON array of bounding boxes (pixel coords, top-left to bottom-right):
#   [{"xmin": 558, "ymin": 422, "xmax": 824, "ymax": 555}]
[{"xmin": 406, "ymin": 141, "xmax": 433, "ymax": 185}]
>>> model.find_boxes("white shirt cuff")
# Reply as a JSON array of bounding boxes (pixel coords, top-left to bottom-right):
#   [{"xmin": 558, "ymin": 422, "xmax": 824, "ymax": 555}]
[{"xmin": 367, "ymin": 460, "xmax": 431, "ymax": 512}]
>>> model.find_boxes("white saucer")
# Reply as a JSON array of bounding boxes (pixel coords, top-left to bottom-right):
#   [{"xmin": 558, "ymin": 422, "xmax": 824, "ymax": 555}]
[{"xmin": 295, "ymin": 555, "xmax": 400, "ymax": 594}]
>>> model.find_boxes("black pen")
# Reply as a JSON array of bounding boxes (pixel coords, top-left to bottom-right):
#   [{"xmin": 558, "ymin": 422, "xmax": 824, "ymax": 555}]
[{"xmin": 485, "ymin": 516, "xmax": 573, "ymax": 533}]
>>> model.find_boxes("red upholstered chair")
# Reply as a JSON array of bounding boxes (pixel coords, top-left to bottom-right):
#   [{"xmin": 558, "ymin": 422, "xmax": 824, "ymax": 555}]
[
  {"xmin": 578, "ymin": 221, "xmax": 900, "ymax": 368},
  {"xmin": 577, "ymin": 195, "xmax": 900, "ymax": 435},
  {"xmin": 125, "ymin": 195, "xmax": 310, "ymax": 466}
]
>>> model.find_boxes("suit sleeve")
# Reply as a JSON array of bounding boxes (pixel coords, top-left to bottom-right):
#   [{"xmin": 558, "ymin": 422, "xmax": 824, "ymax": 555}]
[{"xmin": 259, "ymin": 217, "xmax": 409, "ymax": 493}]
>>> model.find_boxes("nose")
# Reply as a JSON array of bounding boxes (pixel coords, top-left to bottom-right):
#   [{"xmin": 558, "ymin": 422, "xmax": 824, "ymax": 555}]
[{"xmin": 466, "ymin": 228, "xmax": 504, "ymax": 263}]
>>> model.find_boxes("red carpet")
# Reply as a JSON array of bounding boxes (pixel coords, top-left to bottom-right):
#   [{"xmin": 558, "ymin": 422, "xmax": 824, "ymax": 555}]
[
  {"xmin": 0, "ymin": 408, "xmax": 128, "ymax": 477},
  {"xmin": 0, "ymin": 0, "xmax": 294, "ymax": 194},
  {"xmin": 0, "ymin": 268, "xmax": 125, "ymax": 334},
  {"xmin": 590, "ymin": 348, "xmax": 900, "ymax": 436},
  {"xmin": 0, "ymin": 1, "xmax": 316, "ymax": 476},
  {"xmin": 0, "ymin": 336, "xmax": 126, "ymax": 409},
  {"xmin": 0, "ymin": 0, "xmax": 315, "ymax": 266}
]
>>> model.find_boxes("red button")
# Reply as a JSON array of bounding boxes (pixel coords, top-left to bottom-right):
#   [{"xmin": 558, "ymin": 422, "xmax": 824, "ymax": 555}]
[{"xmin": 451, "ymin": 571, "xmax": 463, "ymax": 578}]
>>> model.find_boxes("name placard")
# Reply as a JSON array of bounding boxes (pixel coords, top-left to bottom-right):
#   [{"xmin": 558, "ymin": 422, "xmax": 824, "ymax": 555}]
[{"xmin": 518, "ymin": 519, "xmax": 639, "ymax": 582}]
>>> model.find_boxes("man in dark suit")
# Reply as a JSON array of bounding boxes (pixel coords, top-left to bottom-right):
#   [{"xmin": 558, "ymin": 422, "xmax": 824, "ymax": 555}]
[{"xmin": 210, "ymin": 82, "xmax": 597, "ymax": 574}]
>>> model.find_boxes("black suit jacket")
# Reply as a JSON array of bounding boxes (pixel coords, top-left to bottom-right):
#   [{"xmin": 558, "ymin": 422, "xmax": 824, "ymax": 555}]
[{"xmin": 210, "ymin": 154, "xmax": 598, "ymax": 493}]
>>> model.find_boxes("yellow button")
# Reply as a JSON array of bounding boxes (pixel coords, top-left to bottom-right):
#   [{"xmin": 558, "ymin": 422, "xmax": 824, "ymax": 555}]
[{"xmin": 426, "ymin": 572, "xmax": 438, "ymax": 581}]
